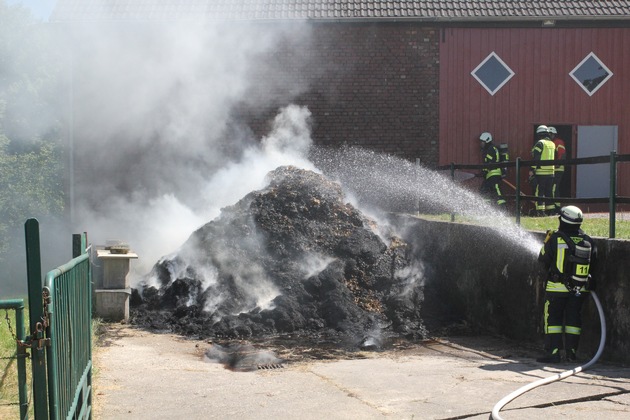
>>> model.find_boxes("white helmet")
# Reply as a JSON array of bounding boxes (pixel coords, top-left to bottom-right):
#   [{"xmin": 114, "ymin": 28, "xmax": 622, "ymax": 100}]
[
  {"xmin": 548, "ymin": 126, "xmax": 557, "ymax": 134},
  {"xmin": 479, "ymin": 132, "xmax": 492, "ymax": 143},
  {"xmin": 536, "ymin": 125, "xmax": 549, "ymax": 135},
  {"xmin": 560, "ymin": 206, "xmax": 583, "ymax": 225}
]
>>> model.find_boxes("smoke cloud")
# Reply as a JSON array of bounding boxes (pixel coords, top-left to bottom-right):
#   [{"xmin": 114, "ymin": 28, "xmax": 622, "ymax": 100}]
[
  {"xmin": 1, "ymin": 3, "xmax": 317, "ymax": 293},
  {"xmin": 67, "ymin": 19, "xmax": 316, "ymax": 283}
]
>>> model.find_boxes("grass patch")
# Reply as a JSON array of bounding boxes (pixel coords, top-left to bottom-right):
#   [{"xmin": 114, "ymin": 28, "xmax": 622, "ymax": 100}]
[
  {"xmin": 0, "ymin": 302, "xmax": 31, "ymax": 419},
  {"xmin": 1, "ymin": 307, "xmax": 105, "ymax": 419},
  {"xmin": 416, "ymin": 213, "xmax": 630, "ymax": 239}
]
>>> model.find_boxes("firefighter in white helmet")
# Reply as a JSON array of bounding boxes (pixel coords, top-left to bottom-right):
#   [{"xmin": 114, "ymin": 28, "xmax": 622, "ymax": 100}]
[
  {"xmin": 478, "ymin": 132, "xmax": 506, "ymax": 208},
  {"xmin": 530, "ymin": 125, "xmax": 556, "ymax": 216},
  {"xmin": 537, "ymin": 205, "xmax": 598, "ymax": 363}
]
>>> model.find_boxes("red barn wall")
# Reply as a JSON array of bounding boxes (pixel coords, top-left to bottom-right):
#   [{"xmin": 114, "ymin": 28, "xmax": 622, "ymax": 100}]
[{"xmin": 439, "ymin": 27, "xmax": 630, "ymax": 197}]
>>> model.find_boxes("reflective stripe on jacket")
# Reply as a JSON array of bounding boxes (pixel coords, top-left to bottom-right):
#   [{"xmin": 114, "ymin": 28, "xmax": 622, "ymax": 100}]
[
  {"xmin": 482, "ymin": 145, "xmax": 502, "ymax": 179},
  {"xmin": 531, "ymin": 139, "xmax": 556, "ymax": 176},
  {"xmin": 539, "ymin": 231, "xmax": 596, "ymax": 294}
]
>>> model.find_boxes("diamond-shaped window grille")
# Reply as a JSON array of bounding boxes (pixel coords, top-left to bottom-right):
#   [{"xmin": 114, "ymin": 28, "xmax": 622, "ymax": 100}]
[
  {"xmin": 471, "ymin": 52, "xmax": 515, "ymax": 96},
  {"xmin": 570, "ymin": 52, "xmax": 613, "ymax": 96}
]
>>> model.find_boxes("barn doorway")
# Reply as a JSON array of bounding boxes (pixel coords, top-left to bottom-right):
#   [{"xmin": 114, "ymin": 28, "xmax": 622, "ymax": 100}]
[
  {"xmin": 532, "ymin": 123, "xmax": 573, "ymax": 198},
  {"xmin": 550, "ymin": 124, "xmax": 572, "ymax": 198}
]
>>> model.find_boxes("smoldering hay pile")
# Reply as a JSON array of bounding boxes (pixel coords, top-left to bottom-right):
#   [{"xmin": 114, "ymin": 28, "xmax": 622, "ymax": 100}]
[{"xmin": 130, "ymin": 165, "xmax": 427, "ymax": 345}]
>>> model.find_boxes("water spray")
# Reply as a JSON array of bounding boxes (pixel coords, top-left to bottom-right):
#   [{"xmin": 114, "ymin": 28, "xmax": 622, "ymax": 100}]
[{"xmin": 490, "ymin": 291, "xmax": 606, "ymax": 419}]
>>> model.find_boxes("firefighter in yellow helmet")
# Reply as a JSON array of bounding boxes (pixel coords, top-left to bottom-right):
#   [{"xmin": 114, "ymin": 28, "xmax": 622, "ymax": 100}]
[
  {"xmin": 537, "ymin": 206, "xmax": 598, "ymax": 363},
  {"xmin": 478, "ymin": 132, "xmax": 506, "ymax": 208},
  {"xmin": 530, "ymin": 125, "xmax": 556, "ymax": 216}
]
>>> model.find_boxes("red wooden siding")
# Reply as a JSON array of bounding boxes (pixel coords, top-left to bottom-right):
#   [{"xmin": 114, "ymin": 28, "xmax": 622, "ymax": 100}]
[{"xmin": 439, "ymin": 27, "xmax": 630, "ymax": 197}]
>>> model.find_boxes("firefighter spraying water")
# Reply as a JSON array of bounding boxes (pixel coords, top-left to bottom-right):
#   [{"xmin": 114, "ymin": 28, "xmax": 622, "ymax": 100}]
[{"xmin": 491, "ymin": 205, "xmax": 606, "ymax": 419}]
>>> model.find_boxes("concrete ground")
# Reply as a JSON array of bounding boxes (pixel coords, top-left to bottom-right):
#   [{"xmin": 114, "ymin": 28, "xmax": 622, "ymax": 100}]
[{"xmin": 92, "ymin": 325, "xmax": 630, "ymax": 419}]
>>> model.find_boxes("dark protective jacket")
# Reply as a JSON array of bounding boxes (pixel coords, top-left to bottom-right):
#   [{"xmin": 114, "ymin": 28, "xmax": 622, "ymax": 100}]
[
  {"xmin": 538, "ymin": 226, "xmax": 598, "ymax": 293},
  {"xmin": 481, "ymin": 143, "xmax": 502, "ymax": 179}
]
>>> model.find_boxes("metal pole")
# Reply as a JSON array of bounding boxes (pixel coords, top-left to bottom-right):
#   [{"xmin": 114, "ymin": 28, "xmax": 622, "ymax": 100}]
[
  {"xmin": 609, "ymin": 151, "xmax": 617, "ymax": 238},
  {"xmin": 515, "ymin": 158, "xmax": 521, "ymax": 225},
  {"xmin": 450, "ymin": 163, "xmax": 455, "ymax": 222},
  {"xmin": 15, "ymin": 302, "xmax": 27, "ymax": 420},
  {"xmin": 416, "ymin": 158, "xmax": 421, "ymax": 216},
  {"xmin": 25, "ymin": 218, "xmax": 49, "ymax": 419}
]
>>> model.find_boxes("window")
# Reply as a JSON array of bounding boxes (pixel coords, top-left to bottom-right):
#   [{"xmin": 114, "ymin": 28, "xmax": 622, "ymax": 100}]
[
  {"xmin": 471, "ymin": 52, "xmax": 515, "ymax": 96},
  {"xmin": 570, "ymin": 52, "xmax": 613, "ymax": 96}
]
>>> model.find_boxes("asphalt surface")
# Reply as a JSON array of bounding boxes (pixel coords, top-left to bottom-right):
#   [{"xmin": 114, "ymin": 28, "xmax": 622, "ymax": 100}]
[{"xmin": 93, "ymin": 325, "xmax": 630, "ymax": 419}]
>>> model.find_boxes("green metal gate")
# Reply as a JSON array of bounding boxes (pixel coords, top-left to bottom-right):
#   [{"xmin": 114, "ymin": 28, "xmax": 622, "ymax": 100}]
[
  {"xmin": 44, "ymin": 245, "xmax": 92, "ymax": 418},
  {"xmin": 23, "ymin": 218, "xmax": 93, "ymax": 419}
]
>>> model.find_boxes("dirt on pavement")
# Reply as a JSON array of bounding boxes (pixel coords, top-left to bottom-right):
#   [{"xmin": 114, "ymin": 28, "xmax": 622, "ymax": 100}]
[{"xmin": 91, "ymin": 323, "xmax": 630, "ymax": 420}]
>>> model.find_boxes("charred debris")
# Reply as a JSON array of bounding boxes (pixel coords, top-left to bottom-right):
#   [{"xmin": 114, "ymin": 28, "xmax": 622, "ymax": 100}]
[{"xmin": 130, "ymin": 166, "xmax": 427, "ymax": 349}]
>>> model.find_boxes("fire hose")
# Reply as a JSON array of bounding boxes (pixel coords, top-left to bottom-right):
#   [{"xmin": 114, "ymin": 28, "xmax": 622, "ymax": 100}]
[{"xmin": 490, "ymin": 291, "xmax": 606, "ymax": 420}]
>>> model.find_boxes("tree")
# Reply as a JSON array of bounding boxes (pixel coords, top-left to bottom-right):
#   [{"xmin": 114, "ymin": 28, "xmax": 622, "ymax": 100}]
[{"xmin": 0, "ymin": 1, "xmax": 65, "ymax": 264}]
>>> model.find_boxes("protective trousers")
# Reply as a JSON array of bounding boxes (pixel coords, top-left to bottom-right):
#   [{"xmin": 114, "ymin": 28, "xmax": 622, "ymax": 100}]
[
  {"xmin": 535, "ymin": 175, "xmax": 555, "ymax": 212},
  {"xmin": 480, "ymin": 176, "xmax": 506, "ymax": 207},
  {"xmin": 553, "ymin": 170, "xmax": 564, "ymax": 211},
  {"xmin": 543, "ymin": 292, "xmax": 585, "ymax": 358}
]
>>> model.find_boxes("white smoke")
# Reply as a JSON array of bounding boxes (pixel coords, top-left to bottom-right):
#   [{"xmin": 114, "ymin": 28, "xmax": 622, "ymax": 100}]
[
  {"xmin": 300, "ymin": 253, "xmax": 336, "ymax": 279},
  {"xmin": 60, "ymin": 17, "xmax": 316, "ymax": 283},
  {"xmin": 395, "ymin": 261, "xmax": 426, "ymax": 297}
]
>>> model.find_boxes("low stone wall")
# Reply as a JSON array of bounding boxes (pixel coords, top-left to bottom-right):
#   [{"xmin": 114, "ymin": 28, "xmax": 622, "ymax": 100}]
[{"xmin": 393, "ymin": 214, "xmax": 630, "ymax": 365}]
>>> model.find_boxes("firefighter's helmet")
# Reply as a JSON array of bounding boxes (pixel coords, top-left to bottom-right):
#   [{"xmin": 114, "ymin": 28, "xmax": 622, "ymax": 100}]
[
  {"xmin": 548, "ymin": 126, "xmax": 557, "ymax": 135},
  {"xmin": 560, "ymin": 205, "xmax": 583, "ymax": 225},
  {"xmin": 479, "ymin": 132, "xmax": 492, "ymax": 144},
  {"xmin": 536, "ymin": 125, "xmax": 549, "ymax": 135}
]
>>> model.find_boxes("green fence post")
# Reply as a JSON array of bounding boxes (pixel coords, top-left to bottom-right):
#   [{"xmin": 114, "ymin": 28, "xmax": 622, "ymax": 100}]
[
  {"xmin": 25, "ymin": 218, "xmax": 49, "ymax": 420},
  {"xmin": 609, "ymin": 151, "xmax": 617, "ymax": 238},
  {"xmin": 72, "ymin": 233, "xmax": 81, "ymax": 258},
  {"xmin": 72, "ymin": 232, "xmax": 88, "ymax": 257},
  {"xmin": 515, "ymin": 158, "xmax": 521, "ymax": 225},
  {"xmin": 15, "ymin": 301, "xmax": 28, "ymax": 420}
]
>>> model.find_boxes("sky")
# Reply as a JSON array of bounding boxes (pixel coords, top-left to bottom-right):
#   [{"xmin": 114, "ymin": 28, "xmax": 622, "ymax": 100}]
[{"xmin": 7, "ymin": 0, "xmax": 55, "ymax": 20}]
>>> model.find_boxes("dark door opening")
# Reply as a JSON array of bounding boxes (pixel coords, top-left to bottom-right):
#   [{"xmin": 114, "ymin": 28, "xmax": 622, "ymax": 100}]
[
  {"xmin": 552, "ymin": 124, "xmax": 572, "ymax": 198},
  {"xmin": 532, "ymin": 123, "xmax": 573, "ymax": 198}
]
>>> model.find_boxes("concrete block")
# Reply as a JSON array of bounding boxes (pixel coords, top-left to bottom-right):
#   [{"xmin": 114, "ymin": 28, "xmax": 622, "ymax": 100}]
[
  {"xmin": 95, "ymin": 249, "xmax": 138, "ymax": 289},
  {"xmin": 95, "ymin": 288, "xmax": 131, "ymax": 321}
]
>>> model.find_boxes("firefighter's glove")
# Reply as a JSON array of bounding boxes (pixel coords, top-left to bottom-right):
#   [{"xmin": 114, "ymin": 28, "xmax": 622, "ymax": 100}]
[
  {"xmin": 543, "ymin": 229, "xmax": 553, "ymax": 244},
  {"xmin": 528, "ymin": 170, "xmax": 535, "ymax": 184}
]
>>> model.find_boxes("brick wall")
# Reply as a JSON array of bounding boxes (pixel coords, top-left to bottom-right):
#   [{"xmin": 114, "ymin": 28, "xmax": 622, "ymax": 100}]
[{"xmin": 243, "ymin": 22, "xmax": 440, "ymax": 167}]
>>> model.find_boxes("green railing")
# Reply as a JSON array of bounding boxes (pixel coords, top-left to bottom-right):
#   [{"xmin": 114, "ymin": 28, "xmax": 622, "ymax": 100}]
[
  {"xmin": 44, "ymin": 250, "xmax": 92, "ymax": 420},
  {"xmin": 439, "ymin": 152, "xmax": 630, "ymax": 238},
  {"xmin": 22, "ymin": 219, "xmax": 92, "ymax": 419},
  {"xmin": 0, "ymin": 299, "xmax": 29, "ymax": 419}
]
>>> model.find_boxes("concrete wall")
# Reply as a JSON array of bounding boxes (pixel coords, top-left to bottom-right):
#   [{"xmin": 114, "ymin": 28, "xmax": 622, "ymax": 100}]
[{"xmin": 394, "ymin": 215, "xmax": 630, "ymax": 365}]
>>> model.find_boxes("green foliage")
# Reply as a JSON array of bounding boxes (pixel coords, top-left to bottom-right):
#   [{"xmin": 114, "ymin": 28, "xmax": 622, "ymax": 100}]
[
  {"xmin": 0, "ymin": 1, "xmax": 65, "ymax": 260},
  {"xmin": 0, "ymin": 137, "xmax": 64, "ymax": 253}
]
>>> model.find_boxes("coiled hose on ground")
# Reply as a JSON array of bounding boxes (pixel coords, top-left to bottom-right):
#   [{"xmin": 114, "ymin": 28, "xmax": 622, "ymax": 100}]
[{"xmin": 490, "ymin": 291, "xmax": 606, "ymax": 420}]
